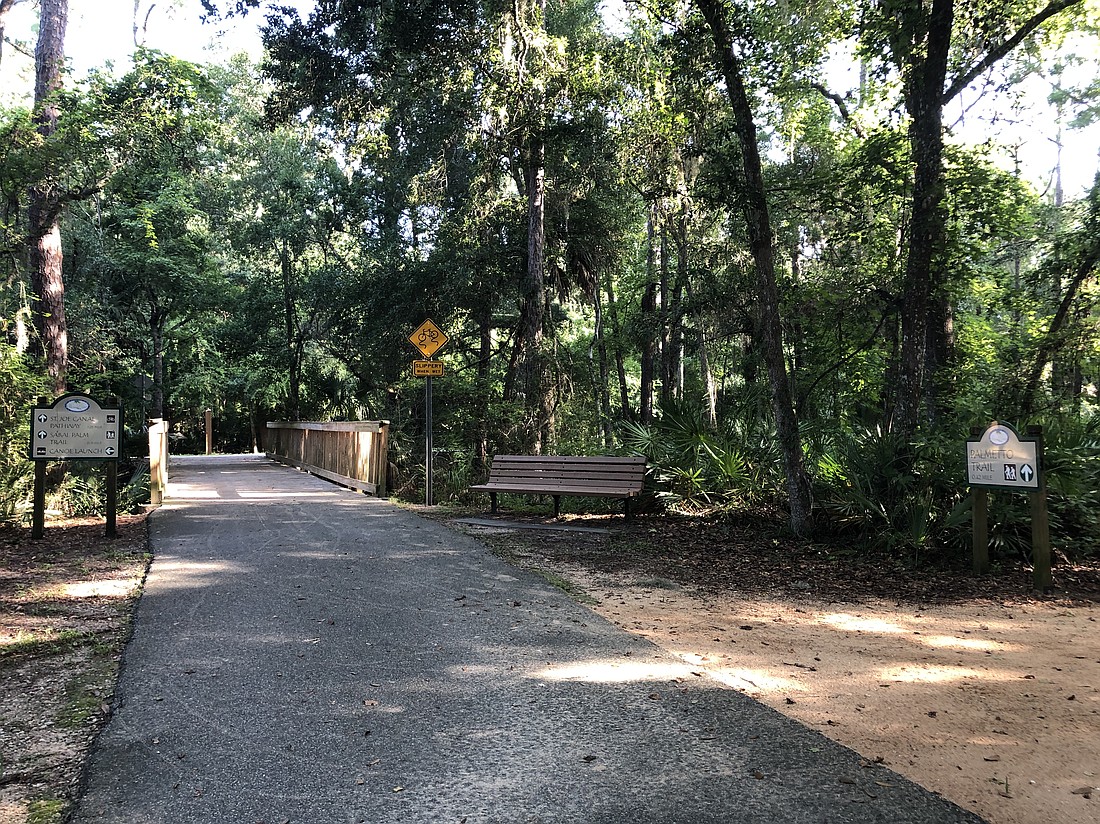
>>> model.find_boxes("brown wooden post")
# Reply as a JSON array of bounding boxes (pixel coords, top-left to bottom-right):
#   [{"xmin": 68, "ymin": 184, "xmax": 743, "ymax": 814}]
[
  {"xmin": 105, "ymin": 459, "xmax": 117, "ymax": 538},
  {"xmin": 968, "ymin": 426, "xmax": 990, "ymax": 575},
  {"xmin": 378, "ymin": 422, "xmax": 389, "ymax": 497},
  {"xmin": 972, "ymin": 488, "xmax": 989, "ymax": 575},
  {"xmin": 204, "ymin": 408, "xmax": 213, "ymax": 455},
  {"xmin": 31, "ymin": 460, "xmax": 46, "ymax": 539},
  {"xmin": 1027, "ymin": 425, "xmax": 1052, "ymax": 592}
]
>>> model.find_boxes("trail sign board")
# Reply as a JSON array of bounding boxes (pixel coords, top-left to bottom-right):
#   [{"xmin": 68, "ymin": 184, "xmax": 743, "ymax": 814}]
[
  {"xmin": 408, "ymin": 319, "xmax": 449, "ymax": 358},
  {"xmin": 965, "ymin": 422, "xmax": 1039, "ymax": 490},
  {"xmin": 413, "ymin": 359, "xmax": 444, "ymax": 377},
  {"xmin": 30, "ymin": 393, "xmax": 122, "ymax": 461}
]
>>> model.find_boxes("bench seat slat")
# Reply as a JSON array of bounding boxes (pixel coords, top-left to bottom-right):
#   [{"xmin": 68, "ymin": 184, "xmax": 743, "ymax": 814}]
[
  {"xmin": 469, "ymin": 483, "xmax": 641, "ymax": 497},
  {"xmin": 486, "ymin": 471, "xmax": 642, "ymax": 485}
]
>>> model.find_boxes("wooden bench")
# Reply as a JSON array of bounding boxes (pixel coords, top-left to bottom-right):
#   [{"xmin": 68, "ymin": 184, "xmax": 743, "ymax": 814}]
[{"xmin": 469, "ymin": 455, "xmax": 646, "ymax": 519}]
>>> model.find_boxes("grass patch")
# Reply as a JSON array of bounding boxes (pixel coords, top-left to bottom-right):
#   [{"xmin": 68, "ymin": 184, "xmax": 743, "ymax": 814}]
[
  {"xmin": 635, "ymin": 577, "xmax": 681, "ymax": 590},
  {"xmin": 481, "ymin": 536, "xmax": 597, "ymax": 604},
  {"xmin": 26, "ymin": 798, "xmax": 66, "ymax": 824},
  {"xmin": 0, "ymin": 629, "xmax": 95, "ymax": 661},
  {"xmin": 528, "ymin": 568, "xmax": 597, "ymax": 605},
  {"xmin": 58, "ymin": 655, "xmax": 115, "ymax": 729}
]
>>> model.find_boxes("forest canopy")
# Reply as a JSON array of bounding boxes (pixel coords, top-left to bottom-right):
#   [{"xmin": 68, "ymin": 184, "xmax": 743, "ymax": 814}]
[{"xmin": 2, "ymin": 0, "xmax": 1099, "ymax": 558}]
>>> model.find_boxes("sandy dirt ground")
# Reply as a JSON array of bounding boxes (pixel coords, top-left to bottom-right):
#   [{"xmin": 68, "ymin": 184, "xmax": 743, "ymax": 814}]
[{"xmin": 559, "ymin": 564, "xmax": 1100, "ymax": 824}]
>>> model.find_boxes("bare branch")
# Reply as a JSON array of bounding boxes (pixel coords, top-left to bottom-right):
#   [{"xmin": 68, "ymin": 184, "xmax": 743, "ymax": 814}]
[
  {"xmin": 810, "ymin": 82, "xmax": 864, "ymax": 137},
  {"xmin": 943, "ymin": 0, "xmax": 1083, "ymax": 104}
]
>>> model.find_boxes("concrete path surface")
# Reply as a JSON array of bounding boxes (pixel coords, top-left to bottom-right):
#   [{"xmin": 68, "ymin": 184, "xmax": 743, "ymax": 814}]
[{"xmin": 73, "ymin": 455, "xmax": 984, "ymax": 823}]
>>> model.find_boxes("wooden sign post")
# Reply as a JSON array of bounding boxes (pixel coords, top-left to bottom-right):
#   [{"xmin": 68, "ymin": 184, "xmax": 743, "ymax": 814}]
[
  {"xmin": 29, "ymin": 393, "xmax": 123, "ymax": 538},
  {"xmin": 966, "ymin": 422, "xmax": 1050, "ymax": 590}
]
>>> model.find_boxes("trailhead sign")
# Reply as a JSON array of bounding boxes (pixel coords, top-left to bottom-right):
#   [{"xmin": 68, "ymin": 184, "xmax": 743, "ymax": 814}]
[
  {"xmin": 965, "ymin": 422, "xmax": 1039, "ymax": 490},
  {"xmin": 30, "ymin": 393, "xmax": 123, "ymax": 461}
]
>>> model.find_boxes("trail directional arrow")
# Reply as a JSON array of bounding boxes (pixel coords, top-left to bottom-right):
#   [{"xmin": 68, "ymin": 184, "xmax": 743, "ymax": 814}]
[
  {"xmin": 37, "ymin": 414, "xmax": 48, "ymax": 423},
  {"xmin": 37, "ymin": 430, "xmax": 47, "ymax": 439},
  {"xmin": 1020, "ymin": 464, "xmax": 1034, "ymax": 484}
]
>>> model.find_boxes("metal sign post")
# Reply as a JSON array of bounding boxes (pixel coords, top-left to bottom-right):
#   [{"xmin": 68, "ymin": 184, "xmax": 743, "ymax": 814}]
[
  {"xmin": 425, "ymin": 375, "xmax": 434, "ymax": 506},
  {"xmin": 29, "ymin": 392, "xmax": 123, "ymax": 538},
  {"xmin": 408, "ymin": 320, "xmax": 450, "ymax": 507}
]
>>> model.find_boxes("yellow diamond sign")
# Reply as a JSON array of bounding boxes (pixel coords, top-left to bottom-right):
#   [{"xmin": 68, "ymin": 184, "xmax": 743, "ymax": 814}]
[{"xmin": 408, "ymin": 319, "xmax": 449, "ymax": 358}]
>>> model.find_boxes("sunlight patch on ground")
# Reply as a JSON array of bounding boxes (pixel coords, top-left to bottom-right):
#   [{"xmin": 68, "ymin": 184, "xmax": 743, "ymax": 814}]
[
  {"xmin": 671, "ymin": 650, "xmax": 804, "ymax": 693},
  {"xmin": 878, "ymin": 664, "xmax": 985, "ymax": 683},
  {"xmin": 62, "ymin": 579, "xmax": 137, "ymax": 598},
  {"xmin": 166, "ymin": 483, "xmax": 221, "ymax": 499},
  {"xmin": 533, "ymin": 658, "xmax": 698, "ymax": 683},
  {"xmin": 918, "ymin": 634, "xmax": 1017, "ymax": 653},
  {"xmin": 708, "ymin": 667, "xmax": 804, "ymax": 694},
  {"xmin": 154, "ymin": 558, "xmax": 252, "ymax": 588},
  {"xmin": 236, "ymin": 491, "xmax": 341, "ymax": 498},
  {"xmin": 819, "ymin": 613, "xmax": 905, "ymax": 634}
]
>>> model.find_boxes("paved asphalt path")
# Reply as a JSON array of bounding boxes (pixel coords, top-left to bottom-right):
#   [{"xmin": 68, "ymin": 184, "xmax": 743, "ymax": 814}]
[{"xmin": 73, "ymin": 455, "xmax": 985, "ymax": 824}]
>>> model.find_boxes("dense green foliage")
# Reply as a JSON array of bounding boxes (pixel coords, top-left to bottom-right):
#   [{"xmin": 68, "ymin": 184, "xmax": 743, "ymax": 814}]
[{"xmin": 2, "ymin": 1, "xmax": 1098, "ymax": 566}]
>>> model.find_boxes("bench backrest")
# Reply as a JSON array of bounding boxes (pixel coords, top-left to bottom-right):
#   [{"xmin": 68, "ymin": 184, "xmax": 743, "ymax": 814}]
[{"xmin": 487, "ymin": 455, "xmax": 646, "ymax": 492}]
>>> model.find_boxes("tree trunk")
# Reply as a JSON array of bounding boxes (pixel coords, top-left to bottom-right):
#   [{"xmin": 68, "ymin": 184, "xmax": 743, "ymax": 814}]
[
  {"xmin": 505, "ymin": 134, "xmax": 547, "ymax": 445},
  {"xmin": 686, "ymin": 279, "xmax": 717, "ymax": 428},
  {"xmin": 891, "ymin": 0, "xmax": 952, "ymax": 437},
  {"xmin": 640, "ymin": 207, "xmax": 658, "ymax": 424},
  {"xmin": 28, "ymin": 0, "xmax": 69, "ymax": 394},
  {"xmin": 281, "ymin": 242, "xmax": 302, "ymax": 420},
  {"xmin": 594, "ymin": 286, "xmax": 614, "ymax": 449},
  {"xmin": 150, "ymin": 308, "xmax": 166, "ymax": 420},
  {"xmin": 889, "ymin": 0, "xmax": 1082, "ymax": 435},
  {"xmin": 602, "ymin": 271, "xmax": 630, "ymax": 419},
  {"xmin": 659, "ymin": 219, "xmax": 672, "ymax": 409},
  {"xmin": 476, "ymin": 300, "xmax": 493, "ymax": 470},
  {"xmin": 671, "ymin": 210, "xmax": 690, "ymax": 403},
  {"xmin": 696, "ymin": 0, "xmax": 813, "ymax": 537}
]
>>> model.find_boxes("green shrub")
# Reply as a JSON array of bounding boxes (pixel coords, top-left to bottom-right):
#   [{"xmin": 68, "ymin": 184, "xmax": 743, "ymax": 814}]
[
  {"xmin": 0, "ymin": 343, "xmax": 49, "ymax": 524},
  {"xmin": 621, "ymin": 400, "xmax": 783, "ymax": 514}
]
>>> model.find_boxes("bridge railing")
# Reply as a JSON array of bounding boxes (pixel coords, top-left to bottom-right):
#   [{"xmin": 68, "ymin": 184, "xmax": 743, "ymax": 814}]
[{"xmin": 265, "ymin": 421, "xmax": 389, "ymax": 496}]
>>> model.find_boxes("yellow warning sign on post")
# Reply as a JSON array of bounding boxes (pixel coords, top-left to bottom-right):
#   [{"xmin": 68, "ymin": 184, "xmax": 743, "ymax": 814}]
[
  {"xmin": 413, "ymin": 360, "xmax": 444, "ymax": 377},
  {"xmin": 408, "ymin": 319, "xmax": 449, "ymax": 358}
]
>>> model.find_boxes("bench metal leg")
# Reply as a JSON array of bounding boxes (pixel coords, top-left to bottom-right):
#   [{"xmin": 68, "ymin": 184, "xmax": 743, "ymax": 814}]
[
  {"xmin": 489, "ymin": 492, "xmax": 498, "ymax": 514},
  {"xmin": 552, "ymin": 495, "xmax": 561, "ymax": 518},
  {"xmin": 624, "ymin": 497, "xmax": 631, "ymax": 520}
]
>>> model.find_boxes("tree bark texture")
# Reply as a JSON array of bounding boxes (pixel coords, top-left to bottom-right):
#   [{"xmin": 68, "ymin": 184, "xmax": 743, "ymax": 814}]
[
  {"xmin": 696, "ymin": 0, "xmax": 813, "ymax": 536},
  {"xmin": 28, "ymin": 0, "xmax": 69, "ymax": 394},
  {"xmin": 640, "ymin": 207, "xmax": 657, "ymax": 424},
  {"xmin": 150, "ymin": 307, "xmax": 166, "ymax": 420},
  {"xmin": 594, "ymin": 288, "xmax": 615, "ymax": 449},
  {"xmin": 504, "ymin": 129, "xmax": 548, "ymax": 451},
  {"xmin": 281, "ymin": 242, "xmax": 302, "ymax": 420},
  {"xmin": 892, "ymin": 0, "xmax": 953, "ymax": 437},
  {"xmin": 476, "ymin": 300, "xmax": 493, "ymax": 470},
  {"xmin": 601, "ymin": 271, "xmax": 631, "ymax": 419},
  {"xmin": 685, "ymin": 278, "xmax": 718, "ymax": 428},
  {"xmin": 890, "ymin": 0, "xmax": 1082, "ymax": 436}
]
